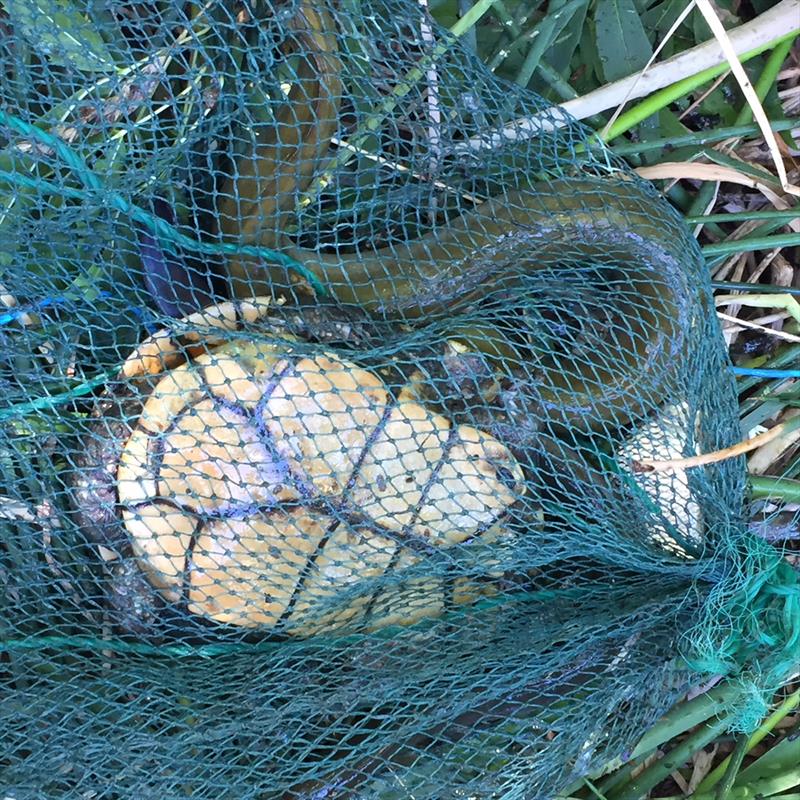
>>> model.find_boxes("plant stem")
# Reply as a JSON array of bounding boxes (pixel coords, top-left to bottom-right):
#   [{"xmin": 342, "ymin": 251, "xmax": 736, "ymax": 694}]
[
  {"xmin": 607, "ymin": 118, "xmax": 797, "ymax": 156},
  {"xmin": 702, "ymin": 232, "xmax": 800, "ymax": 256},
  {"xmin": 537, "ymin": 59, "xmax": 579, "ymax": 100},
  {"xmin": 735, "ymin": 36, "xmax": 794, "ymax": 128},
  {"xmin": 714, "ymin": 732, "xmax": 750, "ymax": 799},
  {"xmin": 695, "ymin": 687, "xmax": 800, "ymax": 793},
  {"xmin": 657, "ymin": 791, "xmax": 800, "ymax": 800},
  {"xmin": 512, "ymin": 0, "xmax": 587, "ymax": 89},
  {"xmin": 602, "ymin": 28, "xmax": 799, "ymax": 142},
  {"xmin": 582, "ymin": 778, "xmax": 611, "ymax": 799},
  {"xmin": 594, "ymin": 751, "xmax": 655, "ymax": 796},
  {"xmin": 485, "ymin": 0, "xmax": 522, "ymax": 70},
  {"xmin": 694, "ymin": 209, "xmax": 800, "ymax": 225},
  {"xmin": 458, "ymin": 0, "xmax": 478, "ymax": 52},
  {"xmin": 608, "ymin": 715, "xmax": 733, "ymax": 800},
  {"xmin": 749, "ymin": 474, "xmax": 800, "ymax": 503}
]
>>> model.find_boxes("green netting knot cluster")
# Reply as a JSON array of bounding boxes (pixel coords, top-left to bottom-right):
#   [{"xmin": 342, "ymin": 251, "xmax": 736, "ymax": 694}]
[{"xmin": 683, "ymin": 546, "xmax": 800, "ymax": 732}]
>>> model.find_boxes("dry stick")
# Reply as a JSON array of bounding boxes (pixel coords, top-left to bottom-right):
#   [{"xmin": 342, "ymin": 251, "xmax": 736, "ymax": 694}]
[
  {"xmin": 632, "ymin": 416, "xmax": 800, "ymax": 473},
  {"xmin": 717, "ymin": 311, "xmax": 800, "ymax": 344}
]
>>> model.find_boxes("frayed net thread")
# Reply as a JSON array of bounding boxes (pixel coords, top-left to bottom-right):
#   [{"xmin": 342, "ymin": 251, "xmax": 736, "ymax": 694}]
[{"xmin": 682, "ymin": 548, "xmax": 800, "ymax": 732}]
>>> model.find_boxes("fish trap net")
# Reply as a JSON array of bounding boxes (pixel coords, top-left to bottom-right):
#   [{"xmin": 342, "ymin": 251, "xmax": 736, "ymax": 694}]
[{"xmin": 0, "ymin": 1, "xmax": 797, "ymax": 798}]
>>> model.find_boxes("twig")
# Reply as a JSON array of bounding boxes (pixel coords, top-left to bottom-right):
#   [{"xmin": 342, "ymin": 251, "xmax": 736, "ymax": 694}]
[
  {"xmin": 717, "ymin": 310, "xmax": 800, "ymax": 344},
  {"xmin": 631, "ymin": 417, "xmax": 800, "ymax": 473}
]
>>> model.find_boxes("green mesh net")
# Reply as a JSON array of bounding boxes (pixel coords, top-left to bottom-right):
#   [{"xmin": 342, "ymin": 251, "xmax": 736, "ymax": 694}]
[{"xmin": 1, "ymin": 1, "xmax": 798, "ymax": 798}]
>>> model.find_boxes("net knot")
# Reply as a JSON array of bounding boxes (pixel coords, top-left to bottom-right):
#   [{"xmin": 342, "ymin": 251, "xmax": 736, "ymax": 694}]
[{"xmin": 683, "ymin": 547, "xmax": 800, "ymax": 732}]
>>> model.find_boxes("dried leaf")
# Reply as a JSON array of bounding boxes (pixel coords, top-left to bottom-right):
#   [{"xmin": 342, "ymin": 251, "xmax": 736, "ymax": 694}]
[
  {"xmin": 687, "ymin": 743, "xmax": 718, "ymax": 792},
  {"xmin": 636, "ymin": 160, "xmax": 785, "ymax": 205}
]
